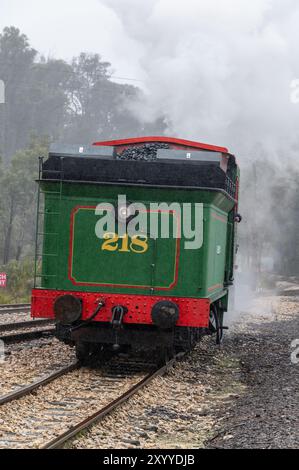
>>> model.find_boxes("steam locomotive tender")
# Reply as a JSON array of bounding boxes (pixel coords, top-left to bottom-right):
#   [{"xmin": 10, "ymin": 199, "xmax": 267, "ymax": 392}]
[{"xmin": 31, "ymin": 137, "xmax": 240, "ymax": 361}]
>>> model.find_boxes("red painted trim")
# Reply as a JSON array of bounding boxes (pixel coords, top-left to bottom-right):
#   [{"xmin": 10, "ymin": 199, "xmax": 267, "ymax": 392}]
[
  {"xmin": 93, "ymin": 136, "xmax": 229, "ymax": 154},
  {"xmin": 68, "ymin": 205, "xmax": 180, "ymax": 291},
  {"xmin": 211, "ymin": 212, "xmax": 228, "ymax": 224},
  {"xmin": 235, "ymin": 177, "xmax": 240, "ymax": 211},
  {"xmin": 208, "ymin": 284, "xmax": 223, "ymax": 292},
  {"xmin": 31, "ymin": 289, "xmax": 210, "ymax": 328}
]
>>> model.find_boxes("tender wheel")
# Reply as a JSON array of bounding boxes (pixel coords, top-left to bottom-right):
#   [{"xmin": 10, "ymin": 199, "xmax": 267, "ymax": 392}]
[
  {"xmin": 216, "ymin": 308, "xmax": 224, "ymax": 345},
  {"xmin": 174, "ymin": 327, "xmax": 202, "ymax": 353},
  {"xmin": 75, "ymin": 341, "xmax": 90, "ymax": 362},
  {"xmin": 153, "ymin": 346, "xmax": 174, "ymax": 366},
  {"xmin": 209, "ymin": 305, "xmax": 224, "ymax": 345}
]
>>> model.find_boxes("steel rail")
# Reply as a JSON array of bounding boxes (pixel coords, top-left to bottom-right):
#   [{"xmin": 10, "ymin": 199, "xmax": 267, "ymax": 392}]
[
  {"xmin": 0, "ymin": 303, "xmax": 30, "ymax": 309},
  {"xmin": 42, "ymin": 357, "xmax": 177, "ymax": 449},
  {"xmin": 0, "ymin": 304, "xmax": 31, "ymax": 315},
  {"xmin": 0, "ymin": 362, "xmax": 80, "ymax": 406},
  {"xmin": 0, "ymin": 328, "xmax": 55, "ymax": 344},
  {"xmin": 0, "ymin": 319, "xmax": 53, "ymax": 332}
]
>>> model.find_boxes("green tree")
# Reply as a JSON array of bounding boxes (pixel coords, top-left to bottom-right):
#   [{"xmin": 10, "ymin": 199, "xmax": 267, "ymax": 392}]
[
  {"xmin": 238, "ymin": 156, "xmax": 299, "ymax": 279},
  {"xmin": 0, "ymin": 27, "xmax": 37, "ymax": 158},
  {"xmin": 270, "ymin": 168, "xmax": 299, "ymax": 276},
  {"xmin": 0, "ymin": 257, "xmax": 34, "ymax": 302},
  {"xmin": 0, "ymin": 137, "xmax": 48, "ymax": 264},
  {"xmin": 27, "ymin": 58, "xmax": 73, "ymax": 143},
  {"xmin": 64, "ymin": 52, "xmax": 165, "ymax": 143},
  {"xmin": 0, "ymin": 30, "xmax": 165, "ymax": 159}
]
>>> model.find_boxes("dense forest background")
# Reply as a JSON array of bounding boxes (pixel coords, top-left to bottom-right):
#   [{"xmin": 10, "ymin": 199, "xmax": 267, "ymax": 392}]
[{"xmin": 0, "ymin": 26, "xmax": 298, "ymax": 301}]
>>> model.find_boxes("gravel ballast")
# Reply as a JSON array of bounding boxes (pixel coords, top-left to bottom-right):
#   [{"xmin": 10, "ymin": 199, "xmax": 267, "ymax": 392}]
[
  {"xmin": 69, "ymin": 294, "xmax": 299, "ymax": 449},
  {"xmin": 1, "ymin": 293, "xmax": 298, "ymax": 449}
]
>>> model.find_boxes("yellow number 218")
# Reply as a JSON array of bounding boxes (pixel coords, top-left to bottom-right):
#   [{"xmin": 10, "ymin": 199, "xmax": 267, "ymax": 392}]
[{"xmin": 101, "ymin": 233, "xmax": 148, "ymax": 254}]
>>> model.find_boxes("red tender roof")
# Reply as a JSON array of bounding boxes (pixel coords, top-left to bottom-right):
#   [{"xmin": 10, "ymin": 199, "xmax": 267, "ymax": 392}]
[{"xmin": 93, "ymin": 136, "xmax": 229, "ymax": 154}]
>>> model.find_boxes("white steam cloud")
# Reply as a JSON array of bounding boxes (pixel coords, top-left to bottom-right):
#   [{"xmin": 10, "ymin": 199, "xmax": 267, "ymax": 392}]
[{"xmin": 100, "ymin": 0, "xmax": 299, "ymax": 157}]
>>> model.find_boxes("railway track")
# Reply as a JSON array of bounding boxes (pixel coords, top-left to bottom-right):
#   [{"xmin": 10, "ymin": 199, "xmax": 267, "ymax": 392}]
[
  {"xmin": 0, "ymin": 303, "xmax": 30, "ymax": 315},
  {"xmin": 0, "ymin": 354, "xmax": 179, "ymax": 449},
  {"xmin": 0, "ymin": 319, "xmax": 53, "ymax": 332},
  {"xmin": 0, "ymin": 319, "xmax": 55, "ymax": 344},
  {"xmin": 43, "ymin": 358, "xmax": 175, "ymax": 449},
  {"xmin": 0, "ymin": 362, "xmax": 80, "ymax": 406}
]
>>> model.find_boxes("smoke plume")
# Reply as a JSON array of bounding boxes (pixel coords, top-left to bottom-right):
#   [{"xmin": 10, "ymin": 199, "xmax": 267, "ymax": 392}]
[{"xmin": 101, "ymin": 0, "xmax": 299, "ymax": 158}]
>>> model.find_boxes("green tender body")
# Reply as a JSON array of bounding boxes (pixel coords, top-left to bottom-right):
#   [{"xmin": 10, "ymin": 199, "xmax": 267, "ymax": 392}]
[{"xmin": 39, "ymin": 183, "xmax": 235, "ymax": 305}]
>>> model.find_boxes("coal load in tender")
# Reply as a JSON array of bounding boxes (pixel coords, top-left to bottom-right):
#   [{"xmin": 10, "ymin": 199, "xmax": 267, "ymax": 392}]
[{"xmin": 117, "ymin": 143, "xmax": 170, "ymax": 161}]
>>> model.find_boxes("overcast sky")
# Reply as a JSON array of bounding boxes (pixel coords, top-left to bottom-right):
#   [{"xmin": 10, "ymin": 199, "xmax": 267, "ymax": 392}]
[{"xmin": 1, "ymin": 0, "xmax": 299, "ymax": 156}]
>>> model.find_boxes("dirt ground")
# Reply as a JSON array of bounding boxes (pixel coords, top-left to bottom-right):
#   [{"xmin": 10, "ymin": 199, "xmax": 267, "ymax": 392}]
[
  {"xmin": 71, "ymin": 290, "xmax": 299, "ymax": 449},
  {"xmin": 207, "ymin": 293, "xmax": 299, "ymax": 449}
]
